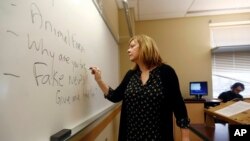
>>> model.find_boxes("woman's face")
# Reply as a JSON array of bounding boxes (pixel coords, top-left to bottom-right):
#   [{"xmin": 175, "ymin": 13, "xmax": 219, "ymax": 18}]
[{"xmin": 127, "ymin": 39, "xmax": 140, "ymax": 62}]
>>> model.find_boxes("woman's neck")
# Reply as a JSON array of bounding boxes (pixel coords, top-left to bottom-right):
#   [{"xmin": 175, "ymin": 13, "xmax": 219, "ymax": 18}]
[
  {"xmin": 138, "ymin": 64, "xmax": 148, "ymax": 72},
  {"xmin": 137, "ymin": 62, "xmax": 156, "ymax": 73}
]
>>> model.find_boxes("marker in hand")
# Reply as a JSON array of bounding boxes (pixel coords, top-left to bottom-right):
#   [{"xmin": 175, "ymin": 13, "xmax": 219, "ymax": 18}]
[
  {"xmin": 89, "ymin": 67, "xmax": 100, "ymax": 75},
  {"xmin": 89, "ymin": 67, "xmax": 95, "ymax": 74},
  {"xmin": 89, "ymin": 67, "xmax": 102, "ymax": 82}
]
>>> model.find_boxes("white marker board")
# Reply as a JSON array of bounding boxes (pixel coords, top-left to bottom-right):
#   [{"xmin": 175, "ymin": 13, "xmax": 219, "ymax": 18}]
[{"xmin": 0, "ymin": 0, "xmax": 119, "ymax": 141}]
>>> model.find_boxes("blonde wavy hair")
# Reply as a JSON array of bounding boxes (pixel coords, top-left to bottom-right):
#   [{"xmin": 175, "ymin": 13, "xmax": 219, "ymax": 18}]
[{"xmin": 129, "ymin": 34, "xmax": 163, "ymax": 70}]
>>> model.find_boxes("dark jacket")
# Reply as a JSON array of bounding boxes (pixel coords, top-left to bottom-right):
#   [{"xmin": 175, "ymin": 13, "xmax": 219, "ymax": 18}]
[
  {"xmin": 105, "ymin": 64, "xmax": 189, "ymax": 141},
  {"xmin": 218, "ymin": 90, "xmax": 243, "ymax": 102}
]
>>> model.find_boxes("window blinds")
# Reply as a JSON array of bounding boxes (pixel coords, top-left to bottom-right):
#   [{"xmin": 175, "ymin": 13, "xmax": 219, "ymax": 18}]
[{"xmin": 212, "ymin": 52, "xmax": 250, "ymax": 73}]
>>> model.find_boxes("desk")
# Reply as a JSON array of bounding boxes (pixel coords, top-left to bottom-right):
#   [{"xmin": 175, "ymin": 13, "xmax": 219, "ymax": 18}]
[
  {"xmin": 184, "ymin": 98, "xmax": 220, "ymax": 108},
  {"xmin": 205, "ymin": 99, "xmax": 250, "ymax": 126},
  {"xmin": 189, "ymin": 123, "xmax": 229, "ymax": 141},
  {"xmin": 204, "ymin": 99, "xmax": 220, "ymax": 108}
]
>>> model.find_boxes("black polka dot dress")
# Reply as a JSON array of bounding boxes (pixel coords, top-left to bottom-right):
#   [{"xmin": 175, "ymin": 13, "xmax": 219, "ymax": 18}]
[
  {"xmin": 124, "ymin": 68, "xmax": 165, "ymax": 141},
  {"xmin": 105, "ymin": 64, "xmax": 190, "ymax": 141}
]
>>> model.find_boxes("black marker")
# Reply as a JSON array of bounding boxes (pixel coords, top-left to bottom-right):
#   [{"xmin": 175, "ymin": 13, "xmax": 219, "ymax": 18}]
[{"xmin": 89, "ymin": 67, "xmax": 95, "ymax": 74}]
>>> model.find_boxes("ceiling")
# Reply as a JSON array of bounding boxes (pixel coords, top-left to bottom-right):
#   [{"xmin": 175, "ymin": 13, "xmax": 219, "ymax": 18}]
[{"xmin": 116, "ymin": 0, "xmax": 250, "ymax": 21}]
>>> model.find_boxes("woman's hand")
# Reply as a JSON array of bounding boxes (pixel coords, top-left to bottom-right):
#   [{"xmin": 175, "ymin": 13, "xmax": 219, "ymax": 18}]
[
  {"xmin": 89, "ymin": 67, "xmax": 102, "ymax": 82},
  {"xmin": 89, "ymin": 66, "xmax": 109, "ymax": 95},
  {"xmin": 181, "ymin": 128, "xmax": 190, "ymax": 141}
]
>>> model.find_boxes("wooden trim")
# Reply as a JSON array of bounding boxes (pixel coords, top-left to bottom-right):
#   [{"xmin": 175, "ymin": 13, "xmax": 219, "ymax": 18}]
[{"xmin": 79, "ymin": 105, "xmax": 121, "ymax": 141}]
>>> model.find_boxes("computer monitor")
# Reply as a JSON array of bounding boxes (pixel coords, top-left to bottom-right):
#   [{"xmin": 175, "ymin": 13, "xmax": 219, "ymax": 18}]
[{"xmin": 189, "ymin": 81, "xmax": 208, "ymax": 99}]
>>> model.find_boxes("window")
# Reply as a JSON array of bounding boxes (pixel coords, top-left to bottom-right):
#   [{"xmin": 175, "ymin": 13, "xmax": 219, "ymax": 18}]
[
  {"xmin": 212, "ymin": 52, "xmax": 250, "ymax": 98},
  {"xmin": 210, "ymin": 21, "xmax": 250, "ymax": 98}
]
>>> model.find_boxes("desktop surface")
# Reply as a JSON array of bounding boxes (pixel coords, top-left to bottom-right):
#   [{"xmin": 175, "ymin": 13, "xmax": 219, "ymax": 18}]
[
  {"xmin": 185, "ymin": 97, "xmax": 206, "ymax": 100},
  {"xmin": 184, "ymin": 98, "xmax": 206, "ymax": 102},
  {"xmin": 205, "ymin": 99, "xmax": 221, "ymax": 108},
  {"xmin": 184, "ymin": 98, "xmax": 221, "ymax": 107}
]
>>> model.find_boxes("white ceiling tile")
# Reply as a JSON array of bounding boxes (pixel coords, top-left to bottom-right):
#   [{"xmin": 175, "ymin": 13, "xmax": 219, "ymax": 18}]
[
  {"xmin": 187, "ymin": 0, "xmax": 250, "ymax": 17},
  {"xmin": 237, "ymin": 0, "xmax": 250, "ymax": 7},
  {"xmin": 189, "ymin": 0, "xmax": 236, "ymax": 11},
  {"xmin": 139, "ymin": 0, "xmax": 192, "ymax": 13},
  {"xmin": 139, "ymin": 12, "xmax": 185, "ymax": 20},
  {"xmin": 138, "ymin": 0, "xmax": 193, "ymax": 20},
  {"xmin": 118, "ymin": 0, "xmax": 250, "ymax": 21}
]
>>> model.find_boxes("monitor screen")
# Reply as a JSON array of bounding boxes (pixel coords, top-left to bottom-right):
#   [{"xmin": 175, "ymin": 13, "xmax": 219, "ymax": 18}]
[{"xmin": 189, "ymin": 81, "xmax": 208, "ymax": 97}]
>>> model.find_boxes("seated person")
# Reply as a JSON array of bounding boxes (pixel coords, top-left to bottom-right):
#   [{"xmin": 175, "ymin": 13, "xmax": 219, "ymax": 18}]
[{"xmin": 218, "ymin": 82, "xmax": 244, "ymax": 103}]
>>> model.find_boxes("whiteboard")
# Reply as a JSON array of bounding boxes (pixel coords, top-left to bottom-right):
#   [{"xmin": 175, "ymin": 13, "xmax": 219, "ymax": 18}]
[{"xmin": 0, "ymin": 0, "xmax": 119, "ymax": 141}]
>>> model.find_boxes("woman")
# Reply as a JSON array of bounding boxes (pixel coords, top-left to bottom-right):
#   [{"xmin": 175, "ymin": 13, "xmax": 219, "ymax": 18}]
[{"xmin": 90, "ymin": 34, "xmax": 190, "ymax": 141}]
